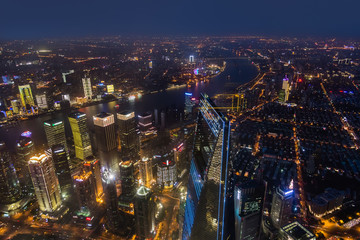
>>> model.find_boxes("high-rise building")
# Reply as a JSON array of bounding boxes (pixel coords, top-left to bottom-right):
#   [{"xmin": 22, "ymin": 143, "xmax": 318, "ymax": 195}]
[
  {"xmin": 73, "ymin": 171, "xmax": 96, "ymax": 209},
  {"xmin": 116, "ymin": 111, "xmax": 140, "ymax": 159},
  {"xmin": 102, "ymin": 169, "xmax": 121, "ymax": 232},
  {"xmin": 83, "ymin": 156, "xmax": 103, "ymax": 199},
  {"xmin": 157, "ymin": 159, "xmax": 176, "ymax": 188},
  {"xmin": 234, "ymin": 181, "xmax": 265, "ymax": 240},
  {"xmin": 138, "ymin": 112, "xmax": 153, "ymax": 133},
  {"xmin": 35, "ymin": 94, "xmax": 48, "ymax": 109},
  {"xmin": 184, "ymin": 92, "xmax": 194, "ymax": 119},
  {"xmin": 119, "ymin": 160, "xmax": 135, "ymax": 197},
  {"xmin": 93, "ymin": 112, "xmax": 118, "ymax": 174},
  {"xmin": 68, "ymin": 112, "xmax": 92, "ymax": 160},
  {"xmin": 15, "ymin": 135, "xmax": 35, "ymax": 188},
  {"xmin": 183, "ymin": 93, "xmax": 231, "ymax": 240},
  {"xmin": 154, "ymin": 109, "xmax": 159, "ymax": 126},
  {"xmin": 82, "ymin": 77, "xmax": 92, "ymax": 99},
  {"xmin": 51, "ymin": 145, "xmax": 72, "ymax": 197},
  {"xmin": 281, "ymin": 76, "xmax": 290, "ymax": 102},
  {"xmin": 11, "ymin": 100, "xmax": 20, "ymax": 114},
  {"xmin": 270, "ymin": 186, "xmax": 294, "ymax": 229},
  {"xmin": 18, "ymin": 84, "xmax": 34, "ymax": 107},
  {"xmin": 43, "ymin": 119, "xmax": 68, "ymax": 152},
  {"xmin": 189, "ymin": 55, "xmax": 195, "ymax": 63},
  {"xmin": 28, "ymin": 153, "xmax": 62, "ymax": 213},
  {"xmin": 0, "ymin": 141, "xmax": 22, "ymax": 206},
  {"xmin": 139, "ymin": 157, "xmax": 153, "ymax": 187},
  {"xmin": 93, "ymin": 112, "xmax": 117, "ymax": 152},
  {"xmin": 279, "ymin": 222, "xmax": 315, "ymax": 240},
  {"xmin": 134, "ymin": 186, "xmax": 155, "ymax": 239}
]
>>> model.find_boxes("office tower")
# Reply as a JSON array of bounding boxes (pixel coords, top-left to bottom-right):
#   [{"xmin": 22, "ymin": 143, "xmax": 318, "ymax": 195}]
[
  {"xmin": 102, "ymin": 169, "xmax": 121, "ymax": 232},
  {"xmin": 270, "ymin": 186, "xmax": 294, "ymax": 229},
  {"xmin": 18, "ymin": 84, "xmax": 34, "ymax": 107},
  {"xmin": 35, "ymin": 94, "xmax": 48, "ymax": 109},
  {"xmin": 73, "ymin": 171, "xmax": 96, "ymax": 209},
  {"xmin": 94, "ymin": 112, "xmax": 118, "ymax": 174},
  {"xmin": 134, "ymin": 186, "xmax": 155, "ymax": 239},
  {"xmin": 15, "ymin": 135, "xmax": 35, "ymax": 188},
  {"xmin": 160, "ymin": 111, "xmax": 165, "ymax": 129},
  {"xmin": 234, "ymin": 181, "xmax": 265, "ymax": 240},
  {"xmin": 68, "ymin": 112, "xmax": 92, "ymax": 160},
  {"xmin": 139, "ymin": 157, "xmax": 153, "ymax": 187},
  {"xmin": 51, "ymin": 145, "xmax": 72, "ymax": 196},
  {"xmin": 62, "ymin": 70, "xmax": 74, "ymax": 83},
  {"xmin": 93, "ymin": 112, "xmax": 116, "ymax": 152},
  {"xmin": 183, "ymin": 93, "xmax": 231, "ymax": 240},
  {"xmin": 28, "ymin": 153, "xmax": 62, "ymax": 213},
  {"xmin": 83, "ymin": 156, "xmax": 103, "ymax": 199},
  {"xmin": 138, "ymin": 112, "xmax": 153, "ymax": 133},
  {"xmin": 107, "ymin": 85, "xmax": 114, "ymax": 94},
  {"xmin": 184, "ymin": 92, "xmax": 194, "ymax": 119},
  {"xmin": 149, "ymin": 60, "xmax": 153, "ymax": 69},
  {"xmin": 116, "ymin": 111, "xmax": 140, "ymax": 159},
  {"xmin": 82, "ymin": 77, "xmax": 92, "ymax": 99},
  {"xmin": 119, "ymin": 160, "xmax": 135, "ymax": 197},
  {"xmin": 279, "ymin": 222, "xmax": 316, "ymax": 240},
  {"xmin": 11, "ymin": 100, "xmax": 20, "ymax": 114},
  {"xmin": 43, "ymin": 118, "xmax": 68, "ymax": 152},
  {"xmin": 0, "ymin": 141, "xmax": 22, "ymax": 206},
  {"xmin": 157, "ymin": 159, "xmax": 176, "ymax": 188},
  {"xmin": 189, "ymin": 55, "xmax": 195, "ymax": 63},
  {"xmin": 281, "ymin": 76, "xmax": 290, "ymax": 102}
]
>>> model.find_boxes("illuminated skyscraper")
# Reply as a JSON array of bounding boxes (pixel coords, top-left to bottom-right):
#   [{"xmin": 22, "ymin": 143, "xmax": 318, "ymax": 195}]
[
  {"xmin": 73, "ymin": 171, "xmax": 96, "ymax": 209},
  {"xmin": 68, "ymin": 112, "xmax": 92, "ymax": 160},
  {"xmin": 189, "ymin": 55, "xmax": 195, "ymax": 63},
  {"xmin": 184, "ymin": 92, "xmax": 194, "ymax": 119},
  {"xmin": 82, "ymin": 77, "xmax": 92, "ymax": 99},
  {"xmin": 18, "ymin": 84, "xmax": 34, "ymax": 107},
  {"xmin": 234, "ymin": 181, "xmax": 265, "ymax": 240},
  {"xmin": 35, "ymin": 94, "xmax": 48, "ymax": 109},
  {"xmin": 270, "ymin": 186, "xmax": 294, "ymax": 229},
  {"xmin": 28, "ymin": 153, "xmax": 62, "ymax": 213},
  {"xmin": 134, "ymin": 186, "xmax": 155, "ymax": 239},
  {"xmin": 116, "ymin": 111, "xmax": 140, "ymax": 159},
  {"xmin": 83, "ymin": 156, "xmax": 103, "ymax": 199},
  {"xmin": 43, "ymin": 119, "xmax": 68, "ymax": 152},
  {"xmin": 183, "ymin": 93, "xmax": 231, "ymax": 240},
  {"xmin": 0, "ymin": 141, "xmax": 22, "ymax": 206},
  {"xmin": 93, "ymin": 112, "xmax": 118, "ymax": 174},
  {"xmin": 139, "ymin": 157, "xmax": 153, "ymax": 187},
  {"xmin": 102, "ymin": 169, "xmax": 121, "ymax": 232},
  {"xmin": 279, "ymin": 222, "xmax": 316, "ymax": 240},
  {"xmin": 138, "ymin": 112, "xmax": 153, "ymax": 133},
  {"xmin": 15, "ymin": 135, "xmax": 35, "ymax": 189},
  {"xmin": 51, "ymin": 144, "xmax": 72, "ymax": 196},
  {"xmin": 119, "ymin": 160, "xmax": 135, "ymax": 197},
  {"xmin": 281, "ymin": 76, "xmax": 290, "ymax": 102},
  {"xmin": 93, "ymin": 112, "xmax": 117, "ymax": 152},
  {"xmin": 157, "ymin": 158, "xmax": 176, "ymax": 188}
]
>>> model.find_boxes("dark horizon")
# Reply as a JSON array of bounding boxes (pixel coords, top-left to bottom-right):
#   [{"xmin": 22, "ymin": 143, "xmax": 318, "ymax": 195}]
[{"xmin": 1, "ymin": 0, "xmax": 360, "ymax": 40}]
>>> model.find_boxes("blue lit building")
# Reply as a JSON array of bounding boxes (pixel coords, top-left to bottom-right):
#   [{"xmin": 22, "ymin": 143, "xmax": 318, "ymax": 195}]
[{"xmin": 182, "ymin": 93, "xmax": 230, "ymax": 240}]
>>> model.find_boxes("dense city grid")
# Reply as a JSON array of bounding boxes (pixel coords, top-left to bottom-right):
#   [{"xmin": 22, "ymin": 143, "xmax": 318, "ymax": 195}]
[{"xmin": 0, "ymin": 36, "xmax": 360, "ymax": 240}]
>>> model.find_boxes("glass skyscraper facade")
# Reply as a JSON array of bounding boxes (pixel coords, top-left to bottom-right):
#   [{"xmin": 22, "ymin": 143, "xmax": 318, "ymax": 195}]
[
  {"xmin": 68, "ymin": 111, "xmax": 92, "ymax": 160},
  {"xmin": 182, "ymin": 93, "xmax": 231, "ymax": 240}
]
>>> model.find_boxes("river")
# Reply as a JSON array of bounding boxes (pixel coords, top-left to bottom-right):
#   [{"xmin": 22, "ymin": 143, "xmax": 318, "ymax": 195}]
[{"xmin": 0, "ymin": 59, "xmax": 258, "ymax": 151}]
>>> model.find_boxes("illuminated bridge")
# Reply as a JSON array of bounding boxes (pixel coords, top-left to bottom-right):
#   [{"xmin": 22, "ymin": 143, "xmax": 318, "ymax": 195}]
[{"xmin": 182, "ymin": 93, "xmax": 231, "ymax": 240}]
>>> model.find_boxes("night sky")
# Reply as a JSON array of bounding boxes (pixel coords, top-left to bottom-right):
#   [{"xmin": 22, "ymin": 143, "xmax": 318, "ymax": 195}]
[{"xmin": 1, "ymin": 0, "xmax": 359, "ymax": 39}]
